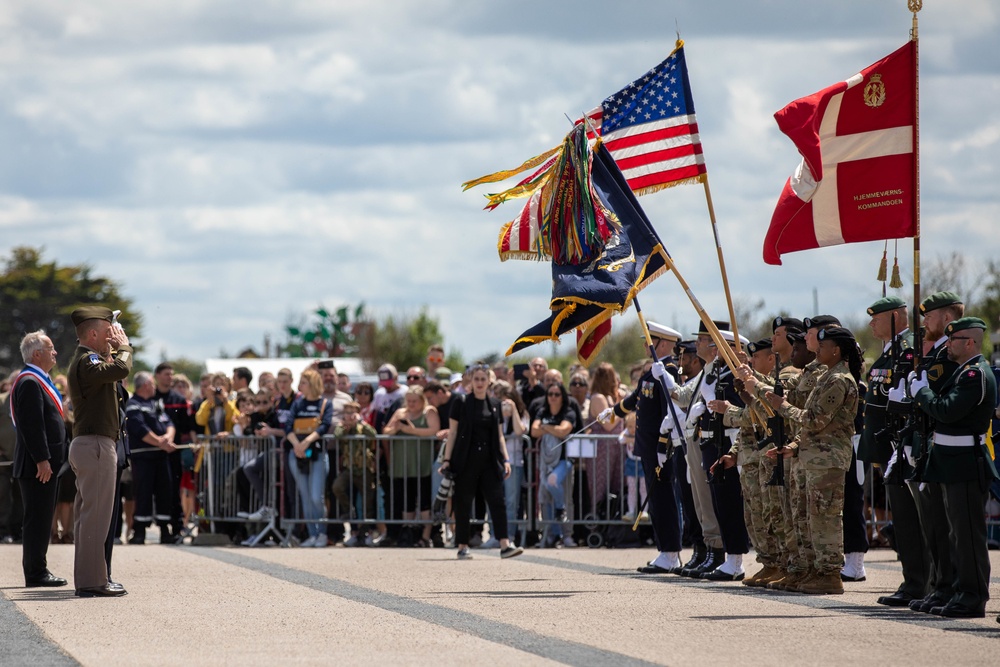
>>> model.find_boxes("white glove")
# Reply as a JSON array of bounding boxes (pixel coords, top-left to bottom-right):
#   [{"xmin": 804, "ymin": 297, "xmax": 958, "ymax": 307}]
[
  {"xmin": 908, "ymin": 370, "xmax": 928, "ymax": 395},
  {"xmin": 685, "ymin": 402, "xmax": 706, "ymax": 428},
  {"xmin": 887, "ymin": 384, "xmax": 907, "ymax": 403},
  {"xmin": 659, "ymin": 413, "xmax": 676, "ymax": 435},
  {"xmin": 651, "ymin": 362, "xmax": 677, "ymax": 391},
  {"xmin": 699, "ymin": 376, "xmax": 716, "ymax": 404},
  {"xmin": 597, "ymin": 407, "xmax": 615, "ymax": 424},
  {"xmin": 903, "ymin": 445, "xmax": 915, "ymax": 467},
  {"xmin": 657, "ymin": 452, "xmax": 667, "ymax": 467},
  {"xmin": 884, "ymin": 449, "xmax": 898, "ymax": 480}
]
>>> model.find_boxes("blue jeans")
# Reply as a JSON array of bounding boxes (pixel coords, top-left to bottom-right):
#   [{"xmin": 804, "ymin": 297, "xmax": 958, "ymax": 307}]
[
  {"xmin": 540, "ymin": 460, "xmax": 572, "ymax": 539},
  {"xmin": 287, "ymin": 450, "xmax": 330, "ymax": 538},
  {"xmin": 498, "ymin": 465, "xmax": 523, "ymax": 541}
]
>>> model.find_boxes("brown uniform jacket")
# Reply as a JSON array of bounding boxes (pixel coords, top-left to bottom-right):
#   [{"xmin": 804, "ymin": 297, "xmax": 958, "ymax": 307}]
[{"xmin": 67, "ymin": 344, "xmax": 133, "ymax": 439}]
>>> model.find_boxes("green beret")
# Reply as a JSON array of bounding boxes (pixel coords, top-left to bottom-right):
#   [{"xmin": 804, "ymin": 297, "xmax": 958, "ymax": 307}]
[
  {"xmin": 919, "ymin": 291, "xmax": 962, "ymax": 315},
  {"xmin": 817, "ymin": 326, "xmax": 856, "ymax": 342},
  {"xmin": 867, "ymin": 296, "xmax": 906, "ymax": 316},
  {"xmin": 945, "ymin": 317, "xmax": 987, "ymax": 336},
  {"xmin": 71, "ymin": 306, "xmax": 114, "ymax": 327}
]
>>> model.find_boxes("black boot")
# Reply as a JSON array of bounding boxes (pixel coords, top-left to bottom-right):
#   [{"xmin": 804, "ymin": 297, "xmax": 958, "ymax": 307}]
[
  {"xmin": 683, "ymin": 548, "xmax": 723, "ymax": 578},
  {"xmin": 681, "ymin": 543, "xmax": 706, "ymax": 572},
  {"xmin": 128, "ymin": 525, "xmax": 146, "ymax": 545},
  {"xmin": 680, "ymin": 546, "xmax": 713, "ymax": 577}
]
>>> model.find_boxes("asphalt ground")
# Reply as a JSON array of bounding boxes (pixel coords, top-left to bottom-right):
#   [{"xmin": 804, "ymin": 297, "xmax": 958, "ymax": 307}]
[{"xmin": 2, "ymin": 542, "xmax": 999, "ymax": 666}]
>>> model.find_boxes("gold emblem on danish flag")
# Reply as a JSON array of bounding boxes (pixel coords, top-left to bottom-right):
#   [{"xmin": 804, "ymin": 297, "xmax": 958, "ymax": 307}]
[{"xmin": 864, "ymin": 73, "xmax": 886, "ymax": 108}]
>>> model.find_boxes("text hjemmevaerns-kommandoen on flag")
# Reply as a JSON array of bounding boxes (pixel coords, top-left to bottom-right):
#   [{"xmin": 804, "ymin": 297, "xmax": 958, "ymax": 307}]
[{"xmin": 763, "ymin": 41, "xmax": 916, "ymax": 266}]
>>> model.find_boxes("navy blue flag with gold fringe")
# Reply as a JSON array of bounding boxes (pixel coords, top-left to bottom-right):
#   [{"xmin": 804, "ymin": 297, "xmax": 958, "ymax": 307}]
[{"xmin": 507, "ymin": 142, "xmax": 670, "ymax": 361}]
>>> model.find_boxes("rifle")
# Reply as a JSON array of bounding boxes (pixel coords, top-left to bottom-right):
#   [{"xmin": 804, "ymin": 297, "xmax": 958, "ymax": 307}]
[
  {"xmin": 882, "ymin": 312, "xmax": 909, "ymax": 486},
  {"xmin": 708, "ymin": 370, "xmax": 727, "ymax": 486},
  {"xmin": 906, "ymin": 325, "xmax": 928, "ymax": 482},
  {"xmin": 764, "ymin": 359, "xmax": 786, "ymax": 487}
]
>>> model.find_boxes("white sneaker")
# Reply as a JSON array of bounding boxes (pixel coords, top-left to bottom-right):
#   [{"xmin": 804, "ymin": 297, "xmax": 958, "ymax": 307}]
[
  {"xmin": 299, "ymin": 535, "xmax": 317, "ymax": 548},
  {"xmin": 247, "ymin": 506, "xmax": 274, "ymax": 522},
  {"xmin": 313, "ymin": 534, "xmax": 329, "ymax": 548},
  {"xmin": 236, "ymin": 511, "xmax": 251, "ymax": 519},
  {"xmin": 480, "ymin": 538, "xmax": 501, "ymax": 549}
]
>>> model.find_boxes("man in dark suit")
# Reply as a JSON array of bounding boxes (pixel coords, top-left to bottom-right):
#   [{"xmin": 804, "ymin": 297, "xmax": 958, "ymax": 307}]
[{"xmin": 10, "ymin": 331, "xmax": 68, "ymax": 587}]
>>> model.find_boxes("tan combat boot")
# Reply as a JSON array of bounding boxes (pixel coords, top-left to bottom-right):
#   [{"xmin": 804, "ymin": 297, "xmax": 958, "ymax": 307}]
[
  {"xmin": 743, "ymin": 565, "xmax": 780, "ymax": 588},
  {"xmin": 767, "ymin": 570, "xmax": 803, "ymax": 591},
  {"xmin": 798, "ymin": 572, "xmax": 845, "ymax": 595}
]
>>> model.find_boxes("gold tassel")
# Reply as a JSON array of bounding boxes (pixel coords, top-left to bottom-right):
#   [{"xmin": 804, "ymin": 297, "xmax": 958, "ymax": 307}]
[
  {"xmin": 890, "ymin": 258, "xmax": 904, "ymax": 289},
  {"xmin": 876, "ymin": 250, "xmax": 888, "ymax": 282}
]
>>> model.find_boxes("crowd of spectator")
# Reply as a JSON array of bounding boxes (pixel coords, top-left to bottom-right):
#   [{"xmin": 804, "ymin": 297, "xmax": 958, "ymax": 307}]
[{"xmin": 0, "ymin": 346, "xmax": 660, "ymax": 551}]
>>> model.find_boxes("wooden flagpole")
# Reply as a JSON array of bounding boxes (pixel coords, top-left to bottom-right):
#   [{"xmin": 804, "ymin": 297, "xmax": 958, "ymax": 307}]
[
  {"xmin": 910, "ymin": 0, "xmax": 922, "ymax": 342},
  {"xmin": 702, "ymin": 178, "xmax": 742, "ymax": 349}
]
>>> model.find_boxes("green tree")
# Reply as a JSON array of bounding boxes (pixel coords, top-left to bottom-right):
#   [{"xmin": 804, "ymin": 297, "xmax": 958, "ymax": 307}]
[
  {"xmin": 0, "ymin": 247, "xmax": 142, "ymax": 374},
  {"xmin": 361, "ymin": 308, "xmax": 446, "ymax": 373},
  {"xmin": 283, "ymin": 303, "xmax": 367, "ymax": 358}
]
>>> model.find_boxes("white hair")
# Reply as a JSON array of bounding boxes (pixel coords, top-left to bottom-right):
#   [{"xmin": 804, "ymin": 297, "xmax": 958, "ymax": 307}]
[
  {"xmin": 133, "ymin": 371, "xmax": 154, "ymax": 389},
  {"xmin": 20, "ymin": 330, "xmax": 49, "ymax": 365}
]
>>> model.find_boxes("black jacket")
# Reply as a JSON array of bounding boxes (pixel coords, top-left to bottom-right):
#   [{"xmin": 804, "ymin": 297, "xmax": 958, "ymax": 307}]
[
  {"xmin": 12, "ymin": 375, "xmax": 68, "ymax": 479},
  {"xmin": 449, "ymin": 393, "xmax": 503, "ymax": 480}
]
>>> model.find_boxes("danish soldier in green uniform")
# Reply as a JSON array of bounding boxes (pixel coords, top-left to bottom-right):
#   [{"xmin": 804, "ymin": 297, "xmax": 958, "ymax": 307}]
[
  {"xmin": 909, "ymin": 317, "xmax": 997, "ymax": 619},
  {"xmin": 905, "ymin": 291, "xmax": 963, "ymax": 613},
  {"xmin": 859, "ymin": 296, "xmax": 928, "ymax": 607}
]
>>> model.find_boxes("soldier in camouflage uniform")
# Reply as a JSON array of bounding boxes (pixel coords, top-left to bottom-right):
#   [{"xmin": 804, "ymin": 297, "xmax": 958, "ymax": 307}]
[
  {"xmin": 764, "ymin": 326, "xmax": 861, "ymax": 595},
  {"xmin": 710, "ymin": 338, "xmax": 778, "ymax": 586}
]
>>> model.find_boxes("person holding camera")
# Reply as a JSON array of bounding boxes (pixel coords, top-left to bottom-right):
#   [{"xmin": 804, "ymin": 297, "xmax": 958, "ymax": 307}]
[
  {"xmin": 439, "ymin": 364, "xmax": 522, "ymax": 560},
  {"xmin": 194, "ymin": 373, "xmax": 239, "ymax": 436},
  {"xmin": 532, "ymin": 382, "xmax": 576, "ymax": 549},
  {"xmin": 285, "ymin": 369, "xmax": 333, "ymax": 547}
]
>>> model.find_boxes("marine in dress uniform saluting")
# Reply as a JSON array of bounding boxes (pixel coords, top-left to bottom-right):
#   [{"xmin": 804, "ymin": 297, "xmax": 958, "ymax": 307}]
[
  {"xmin": 66, "ymin": 306, "xmax": 133, "ymax": 598},
  {"xmin": 909, "ymin": 317, "xmax": 998, "ymax": 619},
  {"xmin": 599, "ymin": 322, "xmax": 683, "ymax": 575}
]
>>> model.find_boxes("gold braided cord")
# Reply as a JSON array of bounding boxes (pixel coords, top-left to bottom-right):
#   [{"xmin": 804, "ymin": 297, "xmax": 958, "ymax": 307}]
[{"xmin": 461, "ymin": 144, "xmax": 562, "ymax": 191}]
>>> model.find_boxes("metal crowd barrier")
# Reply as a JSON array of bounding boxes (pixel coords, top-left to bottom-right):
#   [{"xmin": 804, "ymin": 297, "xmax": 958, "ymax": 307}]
[{"xmin": 187, "ymin": 432, "xmax": 1000, "ymax": 550}]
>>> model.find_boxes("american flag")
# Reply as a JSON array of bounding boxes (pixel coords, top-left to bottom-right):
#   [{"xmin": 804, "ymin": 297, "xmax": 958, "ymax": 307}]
[{"xmin": 582, "ymin": 41, "xmax": 706, "ymax": 195}]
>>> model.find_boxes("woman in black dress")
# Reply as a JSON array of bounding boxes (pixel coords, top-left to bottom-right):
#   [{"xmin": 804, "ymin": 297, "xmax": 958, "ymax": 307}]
[{"xmin": 439, "ymin": 364, "xmax": 523, "ymax": 560}]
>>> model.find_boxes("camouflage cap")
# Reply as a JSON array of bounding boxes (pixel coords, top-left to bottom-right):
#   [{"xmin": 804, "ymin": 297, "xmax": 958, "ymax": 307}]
[
  {"xmin": 945, "ymin": 317, "xmax": 987, "ymax": 336},
  {"xmin": 867, "ymin": 295, "xmax": 906, "ymax": 316},
  {"xmin": 70, "ymin": 306, "xmax": 114, "ymax": 327},
  {"xmin": 919, "ymin": 291, "xmax": 963, "ymax": 315}
]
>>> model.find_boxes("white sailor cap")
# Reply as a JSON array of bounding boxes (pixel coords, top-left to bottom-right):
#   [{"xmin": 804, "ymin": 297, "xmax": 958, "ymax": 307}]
[
  {"xmin": 717, "ymin": 329, "xmax": 750, "ymax": 346},
  {"xmin": 647, "ymin": 321, "xmax": 682, "ymax": 342}
]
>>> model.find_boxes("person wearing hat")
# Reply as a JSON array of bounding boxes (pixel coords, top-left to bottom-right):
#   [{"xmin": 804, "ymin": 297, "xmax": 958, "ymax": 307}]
[
  {"xmin": 598, "ymin": 321, "xmax": 684, "ymax": 574},
  {"xmin": 908, "ymin": 317, "xmax": 997, "ymax": 618},
  {"xmin": 859, "ymin": 296, "xmax": 928, "ymax": 607},
  {"xmin": 902, "ymin": 291, "xmax": 964, "ymax": 613},
  {"xmin": 709, "ymin": 338, "xmax": 780, "ymax": 586},
  {"xmin": 669, "ymin": 320, "xmax": 750, "ymax": 580},
  {"xmin": 66, "ymin": 306, "xmax": 133, "ymax": 598},
  {"xmin": 761, "ymin": 326, "xmax": 861, "ymax": 594}
]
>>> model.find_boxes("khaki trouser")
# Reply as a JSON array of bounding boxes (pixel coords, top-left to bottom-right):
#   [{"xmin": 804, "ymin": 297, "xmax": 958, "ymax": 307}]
[
  {"xmin": 684, "ymin": 446, "xmax": 722, "ymax": 549},
  {"xmin": 70, "ymin": 435, "xmax": 117, "ymax": 589}
]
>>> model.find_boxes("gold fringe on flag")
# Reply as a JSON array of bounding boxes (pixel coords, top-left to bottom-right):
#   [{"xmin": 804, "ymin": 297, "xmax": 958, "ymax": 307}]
[{"xmin": 632, "ymin": 173, "xmax": 706, "ymax": 197}]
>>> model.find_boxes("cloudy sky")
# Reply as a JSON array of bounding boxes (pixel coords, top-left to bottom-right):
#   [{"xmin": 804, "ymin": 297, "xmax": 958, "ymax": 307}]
[{"xmin": 1, "ymin": 0, "xmax": 997, "ymax": 364}]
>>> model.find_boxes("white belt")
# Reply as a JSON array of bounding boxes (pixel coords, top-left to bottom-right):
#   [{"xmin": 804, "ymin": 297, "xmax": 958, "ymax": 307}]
[
  {"xmin": 933, "ymin": 433, "xmax": 980, "ymax": 447},
  {"xmin": 700, "ymin": 429, "xmax": 739, "ymax": 442}
]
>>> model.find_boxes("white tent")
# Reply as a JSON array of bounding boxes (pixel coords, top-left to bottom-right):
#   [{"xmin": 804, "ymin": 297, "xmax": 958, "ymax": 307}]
[{"xmin": 203, "ymin": 357, "xmax": 366, "ymax": 392}]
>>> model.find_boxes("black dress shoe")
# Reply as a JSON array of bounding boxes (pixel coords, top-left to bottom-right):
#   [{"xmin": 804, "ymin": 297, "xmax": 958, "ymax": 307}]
[
  {"xmin": 701, "ymin": 567, "xmax": 745, "ymax": 582},
  {"xmin": 876, "ymin": 592, "xmax": 914, "ymax": 607},
  {"xmin": 637, "ymin": 564, "xmax": 672, "ymax": 575},
  {"xmin": 107, "ymin": 580, "xmax": 125, "ymax": 591},
  {"xmin": 909, "ymin": 596, "xmax": 946, "ymax": 613},
  {"xmin": 25, "ymin": 573, "xmax": 68, "ymax": 588},
  {"xmin": 932, "ymin": 603, "xmax": 985, "ymax": 619},
  {"xmin": 75, "ymin": 584, "xmax": 127, "ymax": 598}
]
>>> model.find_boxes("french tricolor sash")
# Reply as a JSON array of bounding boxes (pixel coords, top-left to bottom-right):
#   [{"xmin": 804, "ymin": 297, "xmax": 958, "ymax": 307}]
[{"xmin": 9, "ymin": 366, "xmax": 64, "ymax": 428}]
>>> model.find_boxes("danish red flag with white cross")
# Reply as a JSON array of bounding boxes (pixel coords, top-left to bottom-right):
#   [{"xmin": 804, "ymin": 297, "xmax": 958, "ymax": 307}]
[{"xmin": 763, "ymin": 42, "xmax": 916, "ymax": 265}]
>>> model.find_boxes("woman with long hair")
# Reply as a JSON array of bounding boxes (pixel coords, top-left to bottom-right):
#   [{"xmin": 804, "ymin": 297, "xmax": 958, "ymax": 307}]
[
  {"xmin": 285, "ymin": 369, "xmax": 333, "ymax": 548},
  {"xmin": 531, "ymin": 382, "xmax": 575, "ymax": 548},
  {"xmin": 586, "ymin": 362, "xmax": 625, "ymax": 517},
  {"xmin": 383, "ymin": 386, "xmax": 440, "ymax": 547},
  {"xmin": 492, "ymin": 380, "xmax": 528, "ymax": 545},
  {"xmin": 439, "ymin": 364, "xmax": 523, "ymax": 560}
]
